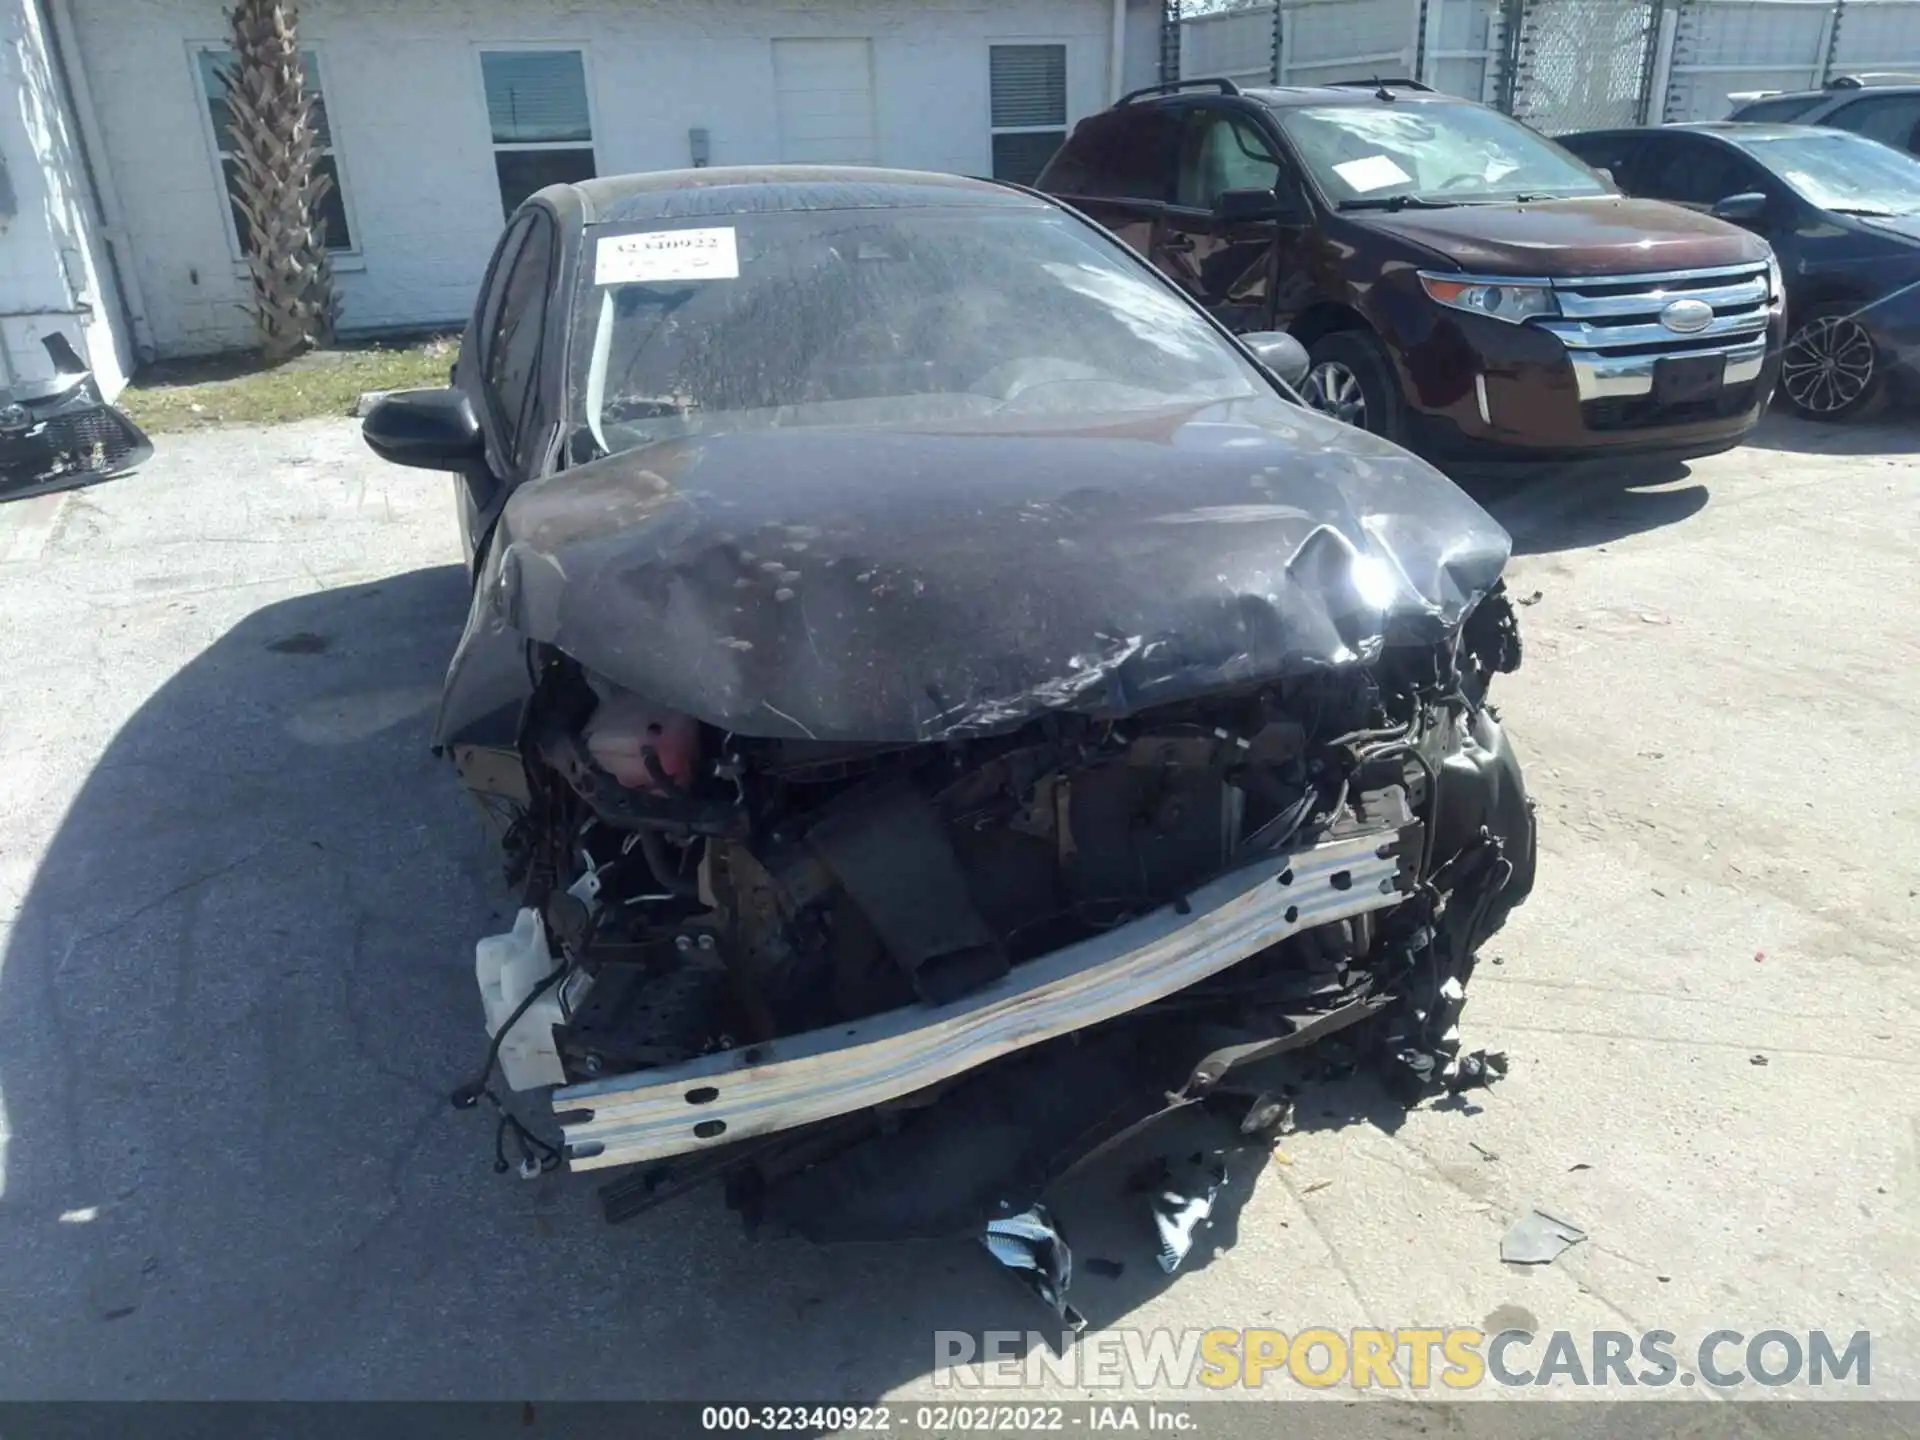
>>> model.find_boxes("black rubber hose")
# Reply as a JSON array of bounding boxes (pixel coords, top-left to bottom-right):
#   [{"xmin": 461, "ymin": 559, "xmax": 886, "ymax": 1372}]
[{"xmin": 636, "ymin": 828, "xmax": 699, "ymax": 899}]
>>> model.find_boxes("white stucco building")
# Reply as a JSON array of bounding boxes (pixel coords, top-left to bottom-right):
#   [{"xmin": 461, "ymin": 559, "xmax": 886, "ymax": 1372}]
[{"xmin": 1, "ymin": 0, "xmax": 1166, "ymax": 394}]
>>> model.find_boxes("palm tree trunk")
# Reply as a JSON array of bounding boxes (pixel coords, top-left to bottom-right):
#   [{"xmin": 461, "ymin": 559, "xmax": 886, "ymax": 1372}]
[{"xmin": 222, "ymin": 0, "xmax": 339, "ymax": 362}]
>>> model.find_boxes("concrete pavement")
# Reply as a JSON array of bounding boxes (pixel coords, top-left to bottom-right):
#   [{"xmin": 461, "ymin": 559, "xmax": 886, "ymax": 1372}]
[{"xmin": 0, "ymin": 414, "xmax": 1914, "ymax": 1415}]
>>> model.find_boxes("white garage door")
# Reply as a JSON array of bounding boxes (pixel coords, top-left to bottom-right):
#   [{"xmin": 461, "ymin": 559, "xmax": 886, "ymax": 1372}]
[{"xmin": 773, "ymin": 38, "xmax": 878, "ymax": 164}]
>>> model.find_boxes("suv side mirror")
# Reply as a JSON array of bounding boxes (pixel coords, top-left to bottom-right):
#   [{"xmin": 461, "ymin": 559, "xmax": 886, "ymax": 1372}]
[
  {"xmin": 1711, "ymin": 191, "xmax": 1769, "ymax": 223},
  {"xmin": 1214, "ymin": 187, "xmax": 1297, "ymax": 224},
  {"xmin": 1242, "ymin": 331, "xmax": 1310, "ymax": 389},
  {"xmin": 363, "ymin": 388, "xmax": 485, "ymax": 470}
]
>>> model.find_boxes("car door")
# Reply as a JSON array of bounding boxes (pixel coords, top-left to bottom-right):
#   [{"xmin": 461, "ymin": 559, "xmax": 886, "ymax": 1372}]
[
  {"xmin": 1818, "ymin": 91, "xmax": 1920, "ymax": 156},
  {"xmin": 1158, "ymin": 103, "xmax": 1312, "ymax": 332},
  {"xmin": 1036, "ymin": 104, "xmax": 1182, "ymax": 260},
  {"xmin": 451, "ymin": 207, "xmax": 562, "ymax": 564}
]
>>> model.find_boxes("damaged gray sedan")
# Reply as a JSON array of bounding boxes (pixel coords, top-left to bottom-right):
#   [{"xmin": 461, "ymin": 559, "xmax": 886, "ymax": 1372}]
[{"xmin": 362, "ymin": 166, "xmax": 1535, "ymax": 1239}]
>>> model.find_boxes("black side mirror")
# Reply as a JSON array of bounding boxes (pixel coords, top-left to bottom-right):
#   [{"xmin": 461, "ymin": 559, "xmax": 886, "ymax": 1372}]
[
  {"xmin": 1242, "ymin": 331, "xmax": 1310, "ymax": 389},
  {"xmin": 1711, "ymin": 191, "xmax": 1769, "ymax": 223},
  {"xmin": 362, "ymin": 388, "xmax": 485, "ymax": 470},
  {"xmin": 1214, "ymin": 187, "xmax": 1296, "ymax": 224}
]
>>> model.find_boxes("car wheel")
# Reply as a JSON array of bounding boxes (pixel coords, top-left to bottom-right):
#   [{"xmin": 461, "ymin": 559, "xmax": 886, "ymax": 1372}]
[
  {"xmin": 1779, "ymin": 303, "xmax": 1885, "ymax": 422},
  {"xmin": 1301, "ymin": 330, "xmax": 1408, "ymax": 442}
]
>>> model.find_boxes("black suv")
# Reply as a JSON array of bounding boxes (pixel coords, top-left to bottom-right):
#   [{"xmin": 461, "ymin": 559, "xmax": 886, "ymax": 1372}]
[
  {"xmin": 1037, "ymin": 78, "xmax": 1783, "ymax": 463},
  {"xmin": 1726, "ymin": 75, "xmax": 1920, "ymax": 155}
]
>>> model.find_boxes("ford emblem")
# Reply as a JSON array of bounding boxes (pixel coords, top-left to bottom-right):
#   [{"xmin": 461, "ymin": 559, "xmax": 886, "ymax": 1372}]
[{"xmin": 1659, "ymin": 298, "xmax": 1715, "ymax": 334}]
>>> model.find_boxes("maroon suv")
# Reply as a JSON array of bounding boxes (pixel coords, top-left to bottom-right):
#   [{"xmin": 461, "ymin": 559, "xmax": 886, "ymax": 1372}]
[{"xmin": 1037, "ymin": 78, "xmax": 1787, "ymax": 462}]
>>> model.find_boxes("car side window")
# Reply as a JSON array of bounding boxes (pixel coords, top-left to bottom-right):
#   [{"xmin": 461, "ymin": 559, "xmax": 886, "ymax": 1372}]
[
  {"xmin": 481, "ymin": 211, "xmax": 557, "ymax": 473},
  {"xmin": 1175, "ymin": 111, "xmax": 1285, "ymax": 209},
  {"xmin": 1634, "ymin": 138, "xmax": 1761, "ymax": 208},
  {"xmin": 1826, "ymin": 93, "xmax": 1920, "ymax": 152},
  {"xmin": 1041, "ymin": 106, "xmax": 1181, "ymax": 203},
  {"xmin": 1559, "ymin": 133, "xmax": 1643, "ymax": 191}
]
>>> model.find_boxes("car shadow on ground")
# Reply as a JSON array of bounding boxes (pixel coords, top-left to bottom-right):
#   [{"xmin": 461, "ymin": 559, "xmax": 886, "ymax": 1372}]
[
  {"xmin": 0, "ymin": 562, "xmax": 1430, "ymax": 1400},
  {"xmin": 1739, "ymin": 406, "xmax": 1920, "ymax": 455},
  {"xmin": 1450, "ymin": 457, "xmax": 1709, "ymax": 557}
]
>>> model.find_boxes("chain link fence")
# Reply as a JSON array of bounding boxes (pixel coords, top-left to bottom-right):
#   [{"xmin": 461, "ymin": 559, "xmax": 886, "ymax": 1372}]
[{"xmin": 1172, "ymin": 0, "xmax": 1920, "ymax": 133}]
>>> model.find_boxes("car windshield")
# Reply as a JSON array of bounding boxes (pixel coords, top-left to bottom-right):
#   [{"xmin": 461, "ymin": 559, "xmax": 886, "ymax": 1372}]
[
  {"xmin": 1278, "ymin": 103, "xmax": 1611, "ymax": 207},
  {"xmin": 1733, "ymin": 129, "xmax": 1920, "ymax": 215},
  {"xmin": 570, "ymin": 206, "xmax": 1266, "ymax": 459}
]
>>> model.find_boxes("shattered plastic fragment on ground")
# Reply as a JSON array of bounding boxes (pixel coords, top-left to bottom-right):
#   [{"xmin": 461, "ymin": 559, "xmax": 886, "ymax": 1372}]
[
  {"xmin": 1149, "ymin": 1154, "xmax": 1228, "ymax": 1274},
  {"xmin": 1500, "ymin": 1206, "xmax": 1588, "ymax": 1265},
  {"xmin": 1238, "ymin": 1092, "xmax": 1295, "ymax": 1137},
  {"xmin": 1444, "ymin": 1048, "xmax": 1510, "ymax": 1092},
  {"xmin": 983, "ymin": 1204, "xmax": 1086, "ymax": 1332}
]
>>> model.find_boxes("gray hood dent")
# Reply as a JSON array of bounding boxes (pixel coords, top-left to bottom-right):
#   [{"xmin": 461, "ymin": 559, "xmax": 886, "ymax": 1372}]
[{"xmin": 438, "ymin": 396, "xmax": 1511, "ymax": 745}]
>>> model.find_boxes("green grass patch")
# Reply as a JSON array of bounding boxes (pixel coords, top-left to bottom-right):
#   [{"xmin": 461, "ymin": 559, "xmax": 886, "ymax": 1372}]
[{"xmin": 117, "ymin": 335, "xmax": 459, "ymax": 433}]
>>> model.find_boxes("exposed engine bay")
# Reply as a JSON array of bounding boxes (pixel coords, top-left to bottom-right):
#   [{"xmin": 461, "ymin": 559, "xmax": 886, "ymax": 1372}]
[{"xmin": 453, "ymin": 582, "xmax": 1533, "ymax": 1241}]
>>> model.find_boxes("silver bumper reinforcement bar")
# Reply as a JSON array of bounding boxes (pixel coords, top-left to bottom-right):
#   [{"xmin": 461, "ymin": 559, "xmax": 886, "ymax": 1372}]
[{"xmin": 554, "ymin": 825, "xmax": 1414, "ymax": 1171}]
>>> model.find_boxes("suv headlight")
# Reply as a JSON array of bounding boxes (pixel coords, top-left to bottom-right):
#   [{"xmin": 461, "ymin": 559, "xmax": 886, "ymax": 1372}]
[{"xmin": 1419, "ymin": 272, "xmax": 1560, "ymax": 324}]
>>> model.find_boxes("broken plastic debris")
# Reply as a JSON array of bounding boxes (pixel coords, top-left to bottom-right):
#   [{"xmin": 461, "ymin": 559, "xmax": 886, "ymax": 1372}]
[
  {"xmin": 983, "ymin": 1204, "xmax": 1086, "ymax": 1331},
  {"xmin": 1239, "ymin": 1091, "xmax": 1294, "ymax": 1137},
  {"xmin": 1150, "ymin": 1157, "xmax": 1226, "ymax": 1275},
  {"xmin": 1500, "ymin": 1207, "xmax": 1587, "ymax": 1265},
  {"xmin": 1443, "ymin": 1049, "xmax": 1509, "ymax": 1092}
]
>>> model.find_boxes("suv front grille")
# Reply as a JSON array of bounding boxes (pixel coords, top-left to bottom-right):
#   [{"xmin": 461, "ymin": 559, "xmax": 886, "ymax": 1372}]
[
  {"xmin": 1533, "ymin": 262, "xmax": 1774, "ymax": 408},
  {"xmin": 1583, "ymin": 382, "xmax": 1759, "ymax": 432}
]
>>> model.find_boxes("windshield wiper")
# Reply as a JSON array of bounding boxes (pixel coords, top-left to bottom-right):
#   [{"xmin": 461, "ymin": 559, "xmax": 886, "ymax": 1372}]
[
  {"xmin": 1336, "ymin": 194, "xmax": 1461, "ymax": 212},
  {"xmin": 1831, "ymin": 206, "xmax": 1903, "ymax": 217}
]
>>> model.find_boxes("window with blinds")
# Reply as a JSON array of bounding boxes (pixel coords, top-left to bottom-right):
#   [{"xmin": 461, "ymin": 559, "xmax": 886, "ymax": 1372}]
[
  {"xmin": 481, "ymin": 50, "xmax": 597, "ymax": 218},
  {"xmin": 989, "ymin": 44, "xmax": 1068, "ymax": 186},
  {"xmin": 196, "ymin": 48, "xmax": 353, "ymax": 252}
]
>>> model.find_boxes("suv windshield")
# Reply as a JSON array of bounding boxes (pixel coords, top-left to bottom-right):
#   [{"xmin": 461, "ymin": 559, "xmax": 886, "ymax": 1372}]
[
  {"xmin": 1278, "ymin": 103, "xmax": 1611, "ymax": 206},
  {"xmin": 572, "ymin": 206, "xmax": 1264, "ymax": 459},
  {"xmin": 1732, "ymin": 129, "xmax": 1920, "ymax": 215}
]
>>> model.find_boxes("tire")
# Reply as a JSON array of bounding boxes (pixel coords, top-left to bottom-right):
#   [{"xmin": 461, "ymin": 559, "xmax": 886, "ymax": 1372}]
[
  {"xmin": 1300, "ymin": 329, "xmax": 1410, "ymax": 444},
  {"xmin": 1779, "ymin": 302, "xmax": 1886, "ymax": 422}
]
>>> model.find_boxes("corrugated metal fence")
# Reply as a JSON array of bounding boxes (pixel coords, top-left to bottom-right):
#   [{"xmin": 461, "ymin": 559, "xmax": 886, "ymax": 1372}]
[{"xmin": 1172, "ymin": 0, "xmax": 1920, "ymax": 132}]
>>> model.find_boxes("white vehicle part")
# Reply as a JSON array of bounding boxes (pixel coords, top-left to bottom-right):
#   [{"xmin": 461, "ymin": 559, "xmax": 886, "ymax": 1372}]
[
  {"xmin": 475, "ymin": 908, "xmax": 572, "ymax": 1091},
  {"xmin": 554, "ymin": 826, "xmax": 1410, "ymax": 1170}
]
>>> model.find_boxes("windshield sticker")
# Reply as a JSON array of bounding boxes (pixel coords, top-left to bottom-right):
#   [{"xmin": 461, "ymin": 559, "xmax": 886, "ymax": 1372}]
[
  {"xmin": 596, "ymin": 227, "xmax": 740, "ymax": 285},
  {"xmin": 1333, "ymin": 155, "xmax": 1412, "ymax": 193}
]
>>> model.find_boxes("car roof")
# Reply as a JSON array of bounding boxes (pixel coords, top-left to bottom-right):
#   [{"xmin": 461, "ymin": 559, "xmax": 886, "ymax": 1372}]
[
  {"xmin": 1736, "ymin": 83, "xmax": 1920, "ymax": 102},
  {"xmin": 560, "ymin": 166, "xmax": 1041, "ymax": 225},
  {"xmin": 1567, "ymin": 121, "xmax": 1837, "ymax": 143},
  {"xmin": 1241, "ymin": 85, "xmax": 1480, "ymax": 111}
]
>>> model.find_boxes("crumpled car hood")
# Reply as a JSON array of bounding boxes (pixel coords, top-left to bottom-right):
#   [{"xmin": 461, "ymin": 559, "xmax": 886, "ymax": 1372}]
[{"xmin": 449, "ymin": 395, "xmax": 1511, "ymax": 744}]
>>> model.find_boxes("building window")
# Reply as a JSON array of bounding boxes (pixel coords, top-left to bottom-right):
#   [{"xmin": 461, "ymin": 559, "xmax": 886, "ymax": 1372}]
[
  {"xmin": 482, "ymin": 50, "xmax": 596, "ymax": 217},
  {"xmin": 196, "ymin": 49, "xmax": 353, "ymax": 252},
  {"xmin": 989, "ymin": 44, "xmax": 1067, "ymax": 186}
]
